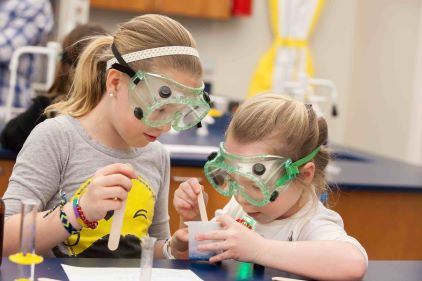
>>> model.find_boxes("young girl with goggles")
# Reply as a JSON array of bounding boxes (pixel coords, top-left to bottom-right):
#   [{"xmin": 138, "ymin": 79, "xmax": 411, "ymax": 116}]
[
  {"xmin": 171, "ymin": 94, "xmax": 368, "ymax": 281},
  {"xmin": 3, "ymin": 14, "xmax": 209, "ymax": 260}
]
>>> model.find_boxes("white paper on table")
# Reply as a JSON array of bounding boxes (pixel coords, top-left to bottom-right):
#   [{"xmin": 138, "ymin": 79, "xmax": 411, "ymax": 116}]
[
  {"xmin": 61, "ymin": 264, "xmax": 203, "ymax": 281},
  {"xmin": 163, "ymin": 144, "xmax": 218, "ymax": 155}
]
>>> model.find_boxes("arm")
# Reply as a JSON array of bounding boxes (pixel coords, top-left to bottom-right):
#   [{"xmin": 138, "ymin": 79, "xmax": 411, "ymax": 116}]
[
  {"xmin": 3, "ymin": 119, "xmax": 70, "ymax": 255},
  {"xmin": 197, "ymin": 215, "xmax": 367, "ymax": 281},
  {"xmin": 257, "ymin": 240, "xmax": 367, "ymax": 281},
  {"xmin": 168, "ymin": 178, "xmax": 204, "ymax": 259},
  {"xmin": 153, "ymin": 240, "xmax": 166, "ymax": 259},
  {"xmin": 4, "ymin": 202, "xmax": 81, "ymax": 255},
  {"xmin": 4, "ymin": 163, "xmax": 136, "ymax": 256}
]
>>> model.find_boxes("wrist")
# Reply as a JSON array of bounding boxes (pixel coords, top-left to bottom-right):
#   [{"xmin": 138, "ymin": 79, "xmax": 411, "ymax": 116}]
[
  {"xmin": 255, "ymin": 237, "xmax": 271, "ymax": 264},
  {"xmin": 63, "ymin": 202, "xmax": 82, "ymax": 230},
  {"xmin": 162, "ymin": 238, "xmax": 175, "ymax": 259},
  {"xmin": 171, "ymin": 234, "xmax": 189, "ymax": 259}
]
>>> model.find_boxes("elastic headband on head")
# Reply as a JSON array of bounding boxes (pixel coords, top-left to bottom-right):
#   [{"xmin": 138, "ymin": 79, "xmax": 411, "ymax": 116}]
[{"xmin": 106, "ymin": 45, "xmax": 199, "ymax": 70}]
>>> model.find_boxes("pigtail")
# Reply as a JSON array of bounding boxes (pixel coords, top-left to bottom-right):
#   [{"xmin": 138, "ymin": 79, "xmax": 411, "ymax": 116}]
[{"xmin": 313, "ymin": 117, "xmax": 331, "ymax": 198}]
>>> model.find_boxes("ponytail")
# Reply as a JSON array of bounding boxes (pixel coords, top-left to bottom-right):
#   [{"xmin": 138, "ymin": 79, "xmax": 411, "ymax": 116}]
[{"xmin": 45, "ymin": 36, "xmax": 113, "ymax": 117}]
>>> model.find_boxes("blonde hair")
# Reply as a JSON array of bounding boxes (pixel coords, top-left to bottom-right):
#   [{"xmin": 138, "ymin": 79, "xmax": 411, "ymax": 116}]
[
  {"xmin": 46, "ymin": 14, "xmax": 202, "ymax": 117},
  {"xmin": 226, "ymin": 93, "xmax": 330, "ymax": 204}
]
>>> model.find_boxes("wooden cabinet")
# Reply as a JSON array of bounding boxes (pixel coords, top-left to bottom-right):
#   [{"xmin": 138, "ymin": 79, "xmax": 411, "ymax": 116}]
[
  {"xmin": 0, "ymin": 160, "xmax": 14, "ymax": 197},
  {"xmin": 328, "ymin": 190, "xmax": 422, "ymax": 260},
  {"xmin": 90, "ymin": 0, "xmax": 155, "ymax": 13},
  {"xmin": 154, "ymin": 0, "xmax": 231, "ymax": 19},
  {"xmin": 168, "ymin": 166, "xmax": 230, "ymax": 234},
  {"xmin": 90, "ymin": 0, "xmax": 231, "ymax": 20}
]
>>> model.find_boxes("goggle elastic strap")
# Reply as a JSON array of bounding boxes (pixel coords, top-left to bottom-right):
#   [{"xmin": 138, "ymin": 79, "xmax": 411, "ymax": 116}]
[
  {"xmin": 207, "ymin": 151, "xmax": 218, "ymax": 161},
  {"xmin": 110, "ymin": 43, "xmax": 140, "ymax": 84},
  {"xmin": 275, "ymin": 146, "xmax": 321, "ymax": 187}
]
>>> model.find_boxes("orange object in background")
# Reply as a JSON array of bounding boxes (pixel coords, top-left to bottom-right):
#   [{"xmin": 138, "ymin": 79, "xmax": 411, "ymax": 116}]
[
  {"xmin": 232, "ymin": 0, "xmax": 253, "ymax": 16},
  {"xmin": 0, "ymin": 198, "xmax": 3, "ymax": 267}
]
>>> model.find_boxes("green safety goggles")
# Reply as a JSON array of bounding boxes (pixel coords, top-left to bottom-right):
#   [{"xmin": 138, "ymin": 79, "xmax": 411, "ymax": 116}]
[
  {"xmin": 204, "ymin": 142, "xmax": 320, "ymax": 207},
  {"xmin": 107, "ymin": 43, "xmax": 211, "ymax": 131},
  {"xmin": 127, "ymin": 71, "xmax": 211, "ymax": 131}
]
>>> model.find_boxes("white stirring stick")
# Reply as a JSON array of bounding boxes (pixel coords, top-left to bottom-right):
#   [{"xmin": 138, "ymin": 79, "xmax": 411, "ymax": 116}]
[
  {"xmin": 197, "ymin": 188, "xmax": 208, "ymax": 222},
  {"xmin": 108, "ymin": 199, "xmax": 127, "ymax": 251}
]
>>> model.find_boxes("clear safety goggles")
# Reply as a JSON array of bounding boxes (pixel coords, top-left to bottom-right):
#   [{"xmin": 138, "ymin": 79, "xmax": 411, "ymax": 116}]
[
  {"xmin": 204, "ymin": 142, "xmax": 320, "ymax": 207},
  {"xmin": 127, "ymin": 71, "xmax": 210, "ymax": 131},
  {"xmin": 107, "ymin": 44, "xmax": 210, "ymax": 131}
]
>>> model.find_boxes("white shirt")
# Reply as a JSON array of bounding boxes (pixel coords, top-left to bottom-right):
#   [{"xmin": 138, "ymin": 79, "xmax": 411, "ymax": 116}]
[{"xmin": 221, "ymin": 197, "xmax": 368, "ymax": 263}]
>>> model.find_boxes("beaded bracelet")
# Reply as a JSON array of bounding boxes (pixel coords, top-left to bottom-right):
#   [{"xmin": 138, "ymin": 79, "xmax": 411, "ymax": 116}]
[
  {"xmin": 70, "ymin": 179, "xmax": 99, "ymax": 230},
  {"xmin": 236, "ymin": 214, "xmax": 256, "ymax": 230},
  {"xmin": 72, "ymin": 197, "xmax": 98, "ymax": 229}
]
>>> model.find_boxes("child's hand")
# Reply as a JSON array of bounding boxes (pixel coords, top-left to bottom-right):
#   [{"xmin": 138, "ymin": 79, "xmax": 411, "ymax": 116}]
[
  {"xmin": 173, "ymin": 178, "xmax": 203, "ymax": 221},
  {"xmin": 170, "ymin": 227, "xmax": 189, "ymax": 259},
  {"xmin": 79, "ymin": 163, "xmax": 136, "ymax": 222},
  {"xmin": 196, "ymin": 215, "xmax": 266, "ymax": 263}
]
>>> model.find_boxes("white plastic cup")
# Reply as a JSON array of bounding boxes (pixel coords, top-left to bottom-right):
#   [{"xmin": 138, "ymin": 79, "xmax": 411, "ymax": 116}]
[{"xmin": 185, "ymin": 221, "xmax": 221, "ymax": 260}]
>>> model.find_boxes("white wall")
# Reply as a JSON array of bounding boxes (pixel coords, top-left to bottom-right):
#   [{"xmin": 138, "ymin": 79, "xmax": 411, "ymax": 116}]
[
  {"xmin": 311, "ymin": 0, "xmax": 358, "ymax": 147},
  {"xmin": 408, "ymin": 2, "xmax": 422, "ymax": 164},
  {"xmin": 90, "ymin": 0, "xmax": 422, "ymax": 164},
  {"xmin": 344, "ymin": 0, "xmax": 420, "ymax": 162}
]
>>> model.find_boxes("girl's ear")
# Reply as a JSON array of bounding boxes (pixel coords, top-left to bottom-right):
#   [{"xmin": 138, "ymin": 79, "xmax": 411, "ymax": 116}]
[
  {"xmin": 299, "ymin": 162, "xmax": 315, "ymax": 184},
  {"xmin": 105, "ymin": 69, "xmax": 124, "ymax": 93}
]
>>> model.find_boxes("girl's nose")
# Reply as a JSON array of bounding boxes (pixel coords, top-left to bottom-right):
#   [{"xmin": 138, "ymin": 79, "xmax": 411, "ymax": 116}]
[
  {"xmin": 158, "ymin": 123, "xmax": 172, "ymax": 132},
  {"xmin": 234, "ymin": 193, "xmax": 251, "ymax": 207}
]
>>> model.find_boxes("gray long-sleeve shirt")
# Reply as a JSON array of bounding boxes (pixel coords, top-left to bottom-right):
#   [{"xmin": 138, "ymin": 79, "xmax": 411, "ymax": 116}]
[{"xmin": 3, "ymin": 115, "xmax": 170, "ymax": 257}]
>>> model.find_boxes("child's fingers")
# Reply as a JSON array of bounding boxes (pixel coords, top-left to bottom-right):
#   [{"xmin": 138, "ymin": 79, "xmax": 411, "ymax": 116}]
[
  {"xmin": 209, "ymin": 250, "xmax": 231, "ymax": 263},
  {"xmin": 102, "ymin": 199, "xmax": 124, "ymax": 211},
  {"xmin": 198, "ymin": 240, "xmax": 226, "ymax": 252},
  {"xmin": 186, "ymin": 178, "xmax": 203, "ymax": 194},
  {"xmin": 92, "ymin": 174, "xmax": 133, "ymax": 192},
  {"xmin": 174, "ymin": 228, "xmax": 189, "ymax": 243},
  {"xmin": 95, "ymin": 163, "xmax": 137, "ymax": 179},
  {"xmin": 179, "ymin": 182, "xmax": 199, "ymax": 204},
  {"xmin": 175, "ymin": 198, "xmax": 195, "ymax": 210},
  {"xmin": 98, "ymin": 186, "xmax": 128, "ymax": 201},
  {"xmin": 196, "ymin": 229, "xmax": 226, "ymax": 241},
  {"xmin": 175, "ymin": 188, "xmax": 197, "ymax": 207},
  {"xmin": 215, "ymin": 214, "xmax": 237, "ymax": 228}
]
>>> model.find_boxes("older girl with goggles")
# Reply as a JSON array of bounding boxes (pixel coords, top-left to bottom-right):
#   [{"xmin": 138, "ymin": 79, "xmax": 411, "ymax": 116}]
[
  {"xmin": 204, "ymin": 142, "xmax": 320, "ymax": 207},
  {"xmin": 107, "ymin": 44, "xmax": 211, "ymax": 131}
]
